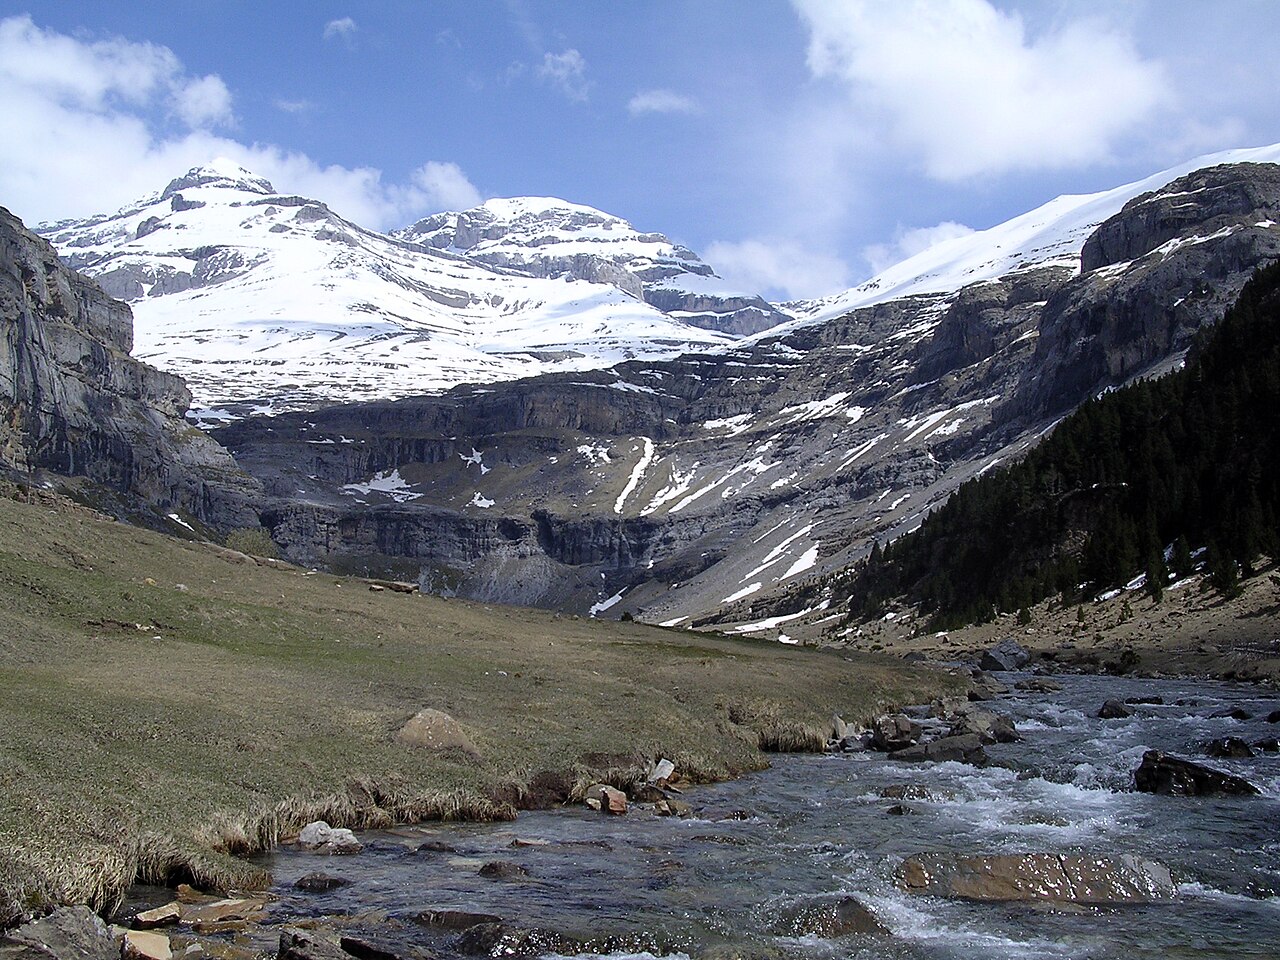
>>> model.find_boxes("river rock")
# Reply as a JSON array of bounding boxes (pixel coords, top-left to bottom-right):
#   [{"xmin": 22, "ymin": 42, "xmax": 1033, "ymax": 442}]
[
  {"xmin": 394, "ymin": 708, "xmax": 478, "ymax": 755},
  {"xmin": 0, "ymin": 906, "xmax": 117, "ymax": 960},
  {"xmin": 338, "ymin": 936, "xmax": 406, "ymax": 960},
  {"xmin": 122, "ymin": 930, "xmax": 171, "ymax": 960},
  {"xmin": 1016, "ymin": 677, "xmax": 1063, "ymax": 693},
  {"xmin": 409, "ymin": 909, "xmax": 503, "ymax": 930},
  {"xmin": 888, "ymin": 733, "xmax": 987, "ymax": 765},
  {"xmin": 1098, "ymin": 699, "xmax": 1133, "ymax": 719},
  {"xmin": 478, "ymin": 860, "xmax": 529, "ymax": 880},
  {"xmin": 948, "ymin": 708, "xmax": 1019, "ymax": 744},
  {"xmin": 1133, "ymin": 750, "xmax": 1260, "ymax": 796},
  {"xmin": 297, "ymin": 821, "xmax": 363, "ymax": 855},
  {"xmin": 1267, "ymin": 709, "xmax": 1280, "ymax": 723},
  {"xmin": 869, "ymin": 714, "xmax": 922, "ymax": 751},
  {"xmin": 1254, "ymin": 737, "xmax": 1279, "ymax": 753},
  {"xmin": 278, "ymin": 929, "xmax": 349, "ymax": 960},
  {"xmin": 1210, "ymin": 707, "xmax": 1252, "ymax": 720},
  {"xmin": 979, "ymin": 638, "xmax": 1030, "ymax": 672},
  {"xmin": 133, "ymin": 902, "xmax": 181, "ymax": 928},
  {"xmin": 454, "ymin": 922, "xmax": 580, "ymax": 957},
  {"xmin": 293, "ymin": 872, "xmax": 350, "ymax": 893},
  {"xmin": 766, "ymin": 895, "xmax": 888, "ymax": 937},
  {"xmin": 898, "ymin": 852, "xmax": 1177, "ymax": 903},
  {"xmin": 654, "ymin": 798, "xmax": 693, "ymax": 817},
  {"xmin": 1205, "ymin": 737, "xmax": 1254, "ymax": 759},
  {"xmin": 649, "ymin": 757, "xmax": 676, "ymax": 783},
  {"xmin": 1125, "ymin": 696, "xmax": 1164, "ymax": 705},
  {"xmin": 584, "ymin": 784, "xmax": 628, "ymax": 814}
]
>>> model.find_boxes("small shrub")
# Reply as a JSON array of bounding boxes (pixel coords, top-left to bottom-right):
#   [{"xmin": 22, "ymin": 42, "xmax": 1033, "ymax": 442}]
[{"xmin": 224, "ymin": 527, "xmax": 280, "ymax": 559}]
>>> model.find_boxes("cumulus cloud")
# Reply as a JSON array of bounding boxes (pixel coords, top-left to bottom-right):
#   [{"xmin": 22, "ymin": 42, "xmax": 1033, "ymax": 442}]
[
  {"xmin": 705, "ymin": 237, "xmax": 851, "ymax": 301},
  {"xmin": 537, "ymin": 49, "xmax": 590, "ymax": 102},
  {"xmin": 0, "ymin": 16, "xmax": 479, "ymax": 231},
  {"xmin": 792, "ymin": 0, "xmax": 1169, "ymax": 180},
  {"xmin": 322, "ymin": 17, "xmax": 357, "ymax": 41},
  {"xmin": 628, "ymin": 89, "xmax": 699, "ymax": 116},
  {"xmin": 863, "ymin": 221, "xmax": 976, "ymax": 275}
]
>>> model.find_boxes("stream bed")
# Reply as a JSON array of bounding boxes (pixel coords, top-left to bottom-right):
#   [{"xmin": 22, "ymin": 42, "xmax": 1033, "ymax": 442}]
[{"xmin": 259, "ymin": 673, "xmax": 1280, "ymax": 960}]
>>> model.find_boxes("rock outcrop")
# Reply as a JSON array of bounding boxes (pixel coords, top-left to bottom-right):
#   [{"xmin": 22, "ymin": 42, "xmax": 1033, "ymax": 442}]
[{"xmin": 0, "ymin": 206, "xmax": 260, "ymax": 531}]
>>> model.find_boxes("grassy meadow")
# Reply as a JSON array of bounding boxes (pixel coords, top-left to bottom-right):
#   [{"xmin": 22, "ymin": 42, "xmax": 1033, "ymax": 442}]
[{"xmin": 0, "ymin": 487, "xmax": 961, "ymax": 924}]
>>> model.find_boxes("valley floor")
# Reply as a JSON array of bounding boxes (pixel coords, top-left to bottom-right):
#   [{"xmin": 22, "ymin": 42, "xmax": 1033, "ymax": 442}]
[{"xmin": 0, "ymin": 486, "xmax": 959, "ymax": 926}]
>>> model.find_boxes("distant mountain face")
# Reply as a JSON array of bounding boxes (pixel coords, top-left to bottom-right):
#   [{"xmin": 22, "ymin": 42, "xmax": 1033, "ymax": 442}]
[
  {"xmin": 38, "ymin": 161, "xmax": 744, "ymax": 419},
  {"xmin": 213, "ymin": 153, "xmax": 1280, "ymax": 629},
  {"xmin": 397, "ymin": 198, "xmax": 788, "ymax": 336}
]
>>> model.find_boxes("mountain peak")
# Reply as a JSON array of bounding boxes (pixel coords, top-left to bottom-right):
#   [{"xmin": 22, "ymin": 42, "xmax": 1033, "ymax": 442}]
[{"xmin": 161, "ymin": 159, "xmax": 275, "ymax": 200}]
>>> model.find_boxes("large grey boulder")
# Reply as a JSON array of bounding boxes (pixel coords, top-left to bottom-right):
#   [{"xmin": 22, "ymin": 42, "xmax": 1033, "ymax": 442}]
[
  {"xmin": 888, "ymin": 733, "xmax": 987, "ymax": 765},
  {"xmin": 979, "ymin": 638, "xmax": 1030, "ymax": 672},
  {"xmin": 0, "ymin": 906, "xmax": 117, "ymax": 960}
]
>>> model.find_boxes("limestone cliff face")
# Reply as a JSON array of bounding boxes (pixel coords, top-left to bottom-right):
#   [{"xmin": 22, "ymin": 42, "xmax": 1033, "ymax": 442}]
[{"xmin": 0, "ymin": 206, "xmax": 260, "ymax": 530}]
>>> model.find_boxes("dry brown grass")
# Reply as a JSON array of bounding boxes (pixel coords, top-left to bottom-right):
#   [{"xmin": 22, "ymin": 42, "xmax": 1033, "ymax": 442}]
[{"xmin": 0, "ymin": 490, "xmax": 962, "ymax": 924}]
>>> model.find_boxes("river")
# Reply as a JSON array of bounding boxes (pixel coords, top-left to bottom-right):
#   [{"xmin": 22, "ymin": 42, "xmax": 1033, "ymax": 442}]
[{"xmin": 259, "ymin": 673, "xmax": 1279, "ymax": 960}]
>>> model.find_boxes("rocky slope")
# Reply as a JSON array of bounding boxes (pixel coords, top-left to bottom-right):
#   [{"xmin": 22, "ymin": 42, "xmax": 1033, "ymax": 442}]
[
  {"xmin": 0, "ymin": 205, "xmax": 259, "ymax": 532},
  {"xmin": 398, "ymin": 197, "xmax": 787, "ymax": 336},
  {"xmin": 38, "ymin": 162, "xmax": 754, "ymax": 418},
  {"xmin": 214, "ymin": 157, "xmax": 1280, "ymax": 627}
]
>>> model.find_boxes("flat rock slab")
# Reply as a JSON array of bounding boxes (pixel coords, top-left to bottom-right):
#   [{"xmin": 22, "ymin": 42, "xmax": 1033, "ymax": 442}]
[
  {"xmin": 0, "ymin": 906, "xmax": 117, "ymax": 960},
  {"xmin": 899, "ymin": 853, "xmax": 1177, "ymax": 904}
]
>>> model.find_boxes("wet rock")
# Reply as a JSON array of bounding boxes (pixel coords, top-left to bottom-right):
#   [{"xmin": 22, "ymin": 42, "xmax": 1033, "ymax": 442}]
[
  {"xmin": 654, "ymin": 798, "xmax": 693, "ymax": 818},
  {"xmin": 278, "ymin": 929, "xmax": 349, "ymax": 960},
  {"xmin": 979, "ymin": 638, "xmax": 1030, "ymax": 672},
  {"xmin": 1098, "ymin": 699, "xmax": 1133, "ymax": 719},
  {"xmin": 766, "ymin": 895, "xmax": 888, "ymax": 937},
  {"xmin": 899, "ymin": 852, "xmax": 1177, "ymax": 903},
  {"xmin": 293, "ymin": 873, "xmax": 351, "ymax": 893},
  {"xmin": 454, "ymin": 922, "xmax": 580, "ymax": 958},
  {"xmin": 478, "ymin": 860, "xmax": 529, "ymax": 881},
  {"xmin": 886, "ymin": 804, "xmax": 914, "ymax": 816},
  {"xmin": 338, "ymin": 936, "xmax": 406, "ymax": 960},
  {"xmin": 948, "ymin": 708, "xmax": 1019, "ymax": 744},
  {"xmin": 1254, "ymin": 737, "xmax": 1279, "ymax": 753},
  {"xmin": 888, "ymin": 733, "xmax": 987, "ymax": 765},
  {"xmin": 1133, "ymin": 750, "xmax": 1260, "ymax": 796},
  {"xmin": 134, "ymin": 902, "xmax": 181, "ymax": 928},
  {"xmin": 838, "ymin": 732, "xmax": 871, "ymax": 752},
  {"xmin": 869, "ymin": 714, "xmax": 922, "ymax": 751},
  {"xmin": 967, "ymin": 672, "xmax": 1009, "ymax": 701},
  {"xmin": 394, "ymin": 708, "xmax": 478, "ymax": 756},
  {"xmin": 697, "ymin": 943, "xmax": 786, "ymax": 960},
  {"xmin": 0, "ymin": 906, "xmax": 117, "ymax": 960},
  {"xmin": 1205, "ymin": 737, "xmax": 1254, "ymax": 759},
  {"xmin": 880, "ymin": 784, "xmax": 935, "ymax": 801},
  {"xmin": 415, "ymin": 840, "xmax": 459, "ymax": 854},
  {"xmin": 179, "ymin": 897, "xmax": 268, "ymax": 926},
  {"xmin": 584, "ymin": 784, "xmax": 627, "ymax": 814},
  {"xmin": 298, "ymin": 821, "xmax": 363, "ymax": 855},
  {"xmin": 1125, "ymin": 696, "xmax": 1164, "ymax": 705},
  {"xmin": 1210, "ymin": 707, "xmax": 1253, "ymax": 720},
  {"xmin": 1016, "ymin": 677, "xmax": 1063, "ymax": 693},
  {"xmin": 1267, "ymin": 709, "xmax": 1280, "ymax": 724},
  {"xmin": 408, "ymin": 909, "xmax": 503, "ymax": 931},
  {"xmin": 122, "ymin": 930, "xmax": 171, "ymax": 960}
]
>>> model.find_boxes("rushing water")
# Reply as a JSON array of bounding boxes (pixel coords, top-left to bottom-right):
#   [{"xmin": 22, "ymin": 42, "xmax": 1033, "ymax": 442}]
[{"xmin": 258, "ymin": 674, "xmax": 1280, "ymax": 960}]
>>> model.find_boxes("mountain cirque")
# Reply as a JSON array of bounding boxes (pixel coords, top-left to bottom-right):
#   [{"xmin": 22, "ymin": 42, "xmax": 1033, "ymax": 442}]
[{"xmin": 214, "ymin": 159, "xmax": 1280, "ymax": 627}]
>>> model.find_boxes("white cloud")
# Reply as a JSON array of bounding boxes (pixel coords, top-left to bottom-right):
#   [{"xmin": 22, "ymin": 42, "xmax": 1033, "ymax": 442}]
[
  {"xmin": 406, "ymin": 161, "xmax": 483, "ymax": 212},
  {"xmin": 274, "ymin": 98, "xmax": 314, "ymax": 115},
  {"xmin": 173, "ymin": 74, "xmax": 233, "ymax": 128},
  {"xmin": 706, "ymin": 237, "xmax": 851, "ymax": 301},
  {"xmin": 0, "ymin": 16, "xmax": 478, "ymax": 231},
  {"xmin": 537, "ymin": 49, "xmax": 590, "ymax": 102},
  {"xmin": 792, "ymin": 0, "xmax": 1169, "ymax": 180},
  {"xmin": 323, "ymin": 17, "xmax": 357, "ymax": 41},
  {"xmin": 863, "ymin": 221, "xmax": 975, "ymax": 275},
  {"xmin": 628, "ymin": 89, "xmax": 699, "ymax": 116}
]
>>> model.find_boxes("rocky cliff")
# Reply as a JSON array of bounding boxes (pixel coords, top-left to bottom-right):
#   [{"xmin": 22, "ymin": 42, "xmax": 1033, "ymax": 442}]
[
  {"xmin": 0, "ymin": 206, "xmax": 260, "ymax": 531},
  {"xmin": 215, "ymin": 161, "xmax": 1280, "ymax": 626}
]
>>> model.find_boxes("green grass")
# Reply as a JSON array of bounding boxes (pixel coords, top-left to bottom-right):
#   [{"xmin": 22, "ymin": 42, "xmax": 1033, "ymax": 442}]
[{"xmin": 0, "ymin": 489, "xmax": 962, "ymax": 925}]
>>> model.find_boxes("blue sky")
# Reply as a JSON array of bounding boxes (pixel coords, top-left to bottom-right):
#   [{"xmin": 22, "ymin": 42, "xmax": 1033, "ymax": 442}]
[{"xmin": 2, "ymin": 1, "xmax": 1279, "ymax": 300}]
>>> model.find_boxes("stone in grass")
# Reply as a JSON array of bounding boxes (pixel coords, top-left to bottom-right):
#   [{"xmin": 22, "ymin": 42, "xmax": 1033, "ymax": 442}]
[
  {"xmin": 394, "ymin": 708, "xmax": 479, "ymax": 756},
  {"xmin": 298, "ymin": 821, "xmax": 363, "ymax": 855}
]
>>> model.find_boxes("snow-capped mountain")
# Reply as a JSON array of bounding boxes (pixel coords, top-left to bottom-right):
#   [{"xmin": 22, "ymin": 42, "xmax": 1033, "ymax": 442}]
[
  {"xmin": 397, "ymin": 197, "xmax": 787, "ymax": 336},
  {"xmin": 38, "ymin": 160, "xmax": 736, "ymax": 418},
  {"xmin": 780, "ymin": 143, "xmax": 1280, "ymax": 330}
]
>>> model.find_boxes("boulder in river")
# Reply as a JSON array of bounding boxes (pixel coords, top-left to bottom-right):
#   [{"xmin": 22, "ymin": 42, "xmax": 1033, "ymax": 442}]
[
  {"xmin": 297, "ymin": 821, "xmax": 362, "ymax": 855},
  {"xmin": 967, "ymin": 671, "xmax": 1009, "ymax": 701},
  {"xmin": 887, "ymin": 733, "xmax": 987, "ymax": 765},
  {"xmin": 979, "ymin": 638, "xmax": 1031, "ymax": 672},
  {"xmin": 278, "ymin": 929, "xmax": 349, "ymax": 960},
  {"xmin": 121, "ymin": 930, "xmax": 172, "ymax": 960},
  {"xmin": 0, "ymin": 906, "xmax": 118, "ymax": 960},
  {"xmin": 409, "ymin": 909, "xmax": 504, "ymax": 930},
  {"xmin": 1254, "ymin": 737, "xmax": 1279, "ymax": 753},
  {"xmin": 454, "ymin": 922, "xmax": 580, "ymax": 957},
  {"xmin": 1204, "ymin": 737, "xmax": 1254, "ymax": 759},
  {"xmin": 766, "ymin": 895, "xmax": 888, "ymax": 937},
  {"xmin": 1133, "ymin": 750, "xmax": 1260, "ymax": 796},
  {"xmin": 1098, "ymin": 699, "xmax": 1134, "ymax": 719},
  {"xmin": 898, "ymin": 852, "xmax": 1177, "ymax": 903},
  {"xmin": 869, "ymin": 714, "xmax": 922, "ymax": 751},
  {"xmin": 477, "ymin": 860, "xmax": 529, "ymax": 881},
  {"xmin": 584, "ymin": 783, "xmax": 628, "ymax": 814},
  {"xmin": 1209, "ymin": 707, "xmax": 1252, "ymax": 720},
  {"xmin": 1016, "ymin": 677, "xmax": 1063, "ymax": 693},
  {"xmin": 1267, "ymin": 709, "xmax": 1280, "ymax": 723},
  {"xmin": 948, "ymin": 708, "xmax": 1019, "ymax": 744},
  {"xmin": 293, "ymin": 872, "xmax": 351, "ymax": 893}
]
